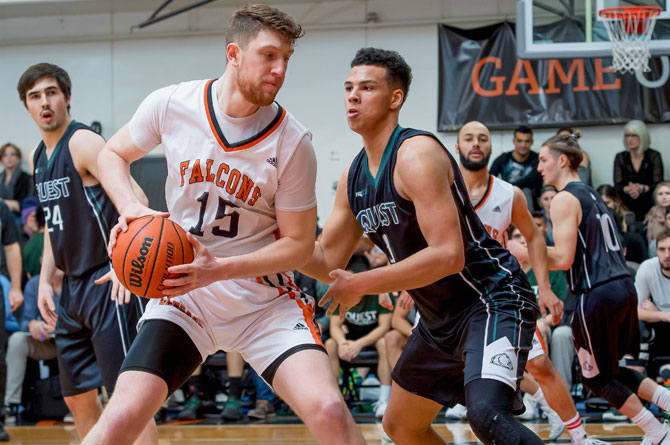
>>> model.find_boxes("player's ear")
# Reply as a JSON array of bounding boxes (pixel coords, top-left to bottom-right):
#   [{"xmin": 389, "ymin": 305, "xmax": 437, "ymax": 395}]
[
  {"xmin": 390, "ymin": 89, "xmax": 403, "ymax": 111},
  {"xmin": 226, "ymin": 43, "xmax": 241, "ymax": 66}
]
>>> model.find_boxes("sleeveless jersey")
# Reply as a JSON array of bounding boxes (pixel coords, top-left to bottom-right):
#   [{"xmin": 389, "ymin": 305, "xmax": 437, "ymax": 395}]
[
  {"xmin": 562, "ymin": 182, "xmax": 631, "ymax": 293},
  {"xmin": 347, "ymin": 126, "xmax": 532, "ymax": 336},
  {"xmin": 33, "ymin": 121, "xmax": 117, "ymax": 277},
  {"xmin": 474, "ymin": 175, "xmax": 514, "ymax": 245},
  {"xmin": 140, "ymin": 79, "xmax": 311, "ymax": 258}
]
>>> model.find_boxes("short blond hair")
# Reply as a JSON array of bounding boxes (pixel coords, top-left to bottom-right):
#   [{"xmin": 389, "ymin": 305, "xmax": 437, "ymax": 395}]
[{"xmin": 623, "ymin": 120, "xmax": 651, "ymax": 153}]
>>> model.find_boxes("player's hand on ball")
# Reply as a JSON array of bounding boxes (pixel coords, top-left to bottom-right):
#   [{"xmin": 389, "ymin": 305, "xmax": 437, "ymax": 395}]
[
  {"xmin": 319, "ymin": 269, "xmax": 364, "ymax": 322},
  {"xmin": 95, "ymin": 269, "xmax": 132, "ymax": 305},
  {"xmin": 108, "ymin": 205, "xmax": 169, "ymax": 256},
  {"xmin": 163, "ymin": 233, "xmax": 220, "ymax": 296}
]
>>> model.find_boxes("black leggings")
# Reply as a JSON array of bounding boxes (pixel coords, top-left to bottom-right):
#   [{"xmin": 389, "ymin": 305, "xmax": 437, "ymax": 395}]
[{"xmin": 465, "ymin": 379, "xmax": 544, "ymax": 445}]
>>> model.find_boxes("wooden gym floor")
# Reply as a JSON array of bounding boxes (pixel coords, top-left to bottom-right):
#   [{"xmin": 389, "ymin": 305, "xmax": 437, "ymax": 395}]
[{"xmin": 2, "ymin": 420, "xmax": 649, "ymax": 444}]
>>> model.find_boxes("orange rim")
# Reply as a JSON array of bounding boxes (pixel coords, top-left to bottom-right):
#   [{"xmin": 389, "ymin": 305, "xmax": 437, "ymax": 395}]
[{"xmin": 599, "ymin": 6, "xmax": 661, "ymax": 20}]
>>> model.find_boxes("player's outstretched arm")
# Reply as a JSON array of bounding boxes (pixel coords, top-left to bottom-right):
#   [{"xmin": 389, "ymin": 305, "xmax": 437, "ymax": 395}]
[
  {"xmin": 546, "ymin": 191, "xmax": 581, "ymax": 270},
  {"xmin": 511, "ymin": 186, "xmax": 563, "ymax": 324},
  {"xmin": 300, "ymin": 168, "xmax": 364, "ymax": 283},
  {"xmin": 321, "ymin": 136, "xmax": 465, "ymax": 318}
]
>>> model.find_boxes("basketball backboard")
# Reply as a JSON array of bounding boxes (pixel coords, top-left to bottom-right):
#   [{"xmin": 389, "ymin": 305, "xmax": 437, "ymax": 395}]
[{"xmin": 516, "ymin": 0, "xmax": 670, "ymax": 59}]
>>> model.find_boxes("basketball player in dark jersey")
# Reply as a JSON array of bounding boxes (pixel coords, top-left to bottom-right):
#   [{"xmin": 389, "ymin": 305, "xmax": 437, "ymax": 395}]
[
  {"xmin": 301, "ymin": 48, "xmax": 543, "ymax": 445},
  {"xmin": 18, "ymin": 63, "xmax": 155, "ymax": 443},
  {"xmin": 539, "ymin": 134, "xmax": 670, "ymax": 445}
]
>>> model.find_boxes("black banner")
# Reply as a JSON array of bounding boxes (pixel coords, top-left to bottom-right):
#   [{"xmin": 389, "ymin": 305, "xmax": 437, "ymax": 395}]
[{"xmin": 438, "ymin": 21, "xmax": 670, "ymax": 131}]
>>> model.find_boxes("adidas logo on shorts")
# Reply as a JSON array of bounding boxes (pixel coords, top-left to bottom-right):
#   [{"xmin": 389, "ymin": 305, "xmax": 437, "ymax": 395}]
[{"xmin": 293, "ymin": 322, "xmax": 309, "ymax": 331}]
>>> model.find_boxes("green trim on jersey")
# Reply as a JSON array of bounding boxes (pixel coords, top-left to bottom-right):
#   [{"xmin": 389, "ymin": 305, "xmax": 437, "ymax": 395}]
[{"xmin": 362, "ymin": 125, "xmax": 402, "ymax": 188}]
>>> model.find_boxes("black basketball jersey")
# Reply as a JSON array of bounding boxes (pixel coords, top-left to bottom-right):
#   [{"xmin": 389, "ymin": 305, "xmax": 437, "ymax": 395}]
[
  {"xmin": 347, "ymin": 126, "xmax": 533, "ymax": 336},
  {"xmin": 33, "ymin": 121, "xmax": 118, "ymax": 277},
  {"xmin": 562, "ymin": 182, "xmax": 630, "ymax": 293}
]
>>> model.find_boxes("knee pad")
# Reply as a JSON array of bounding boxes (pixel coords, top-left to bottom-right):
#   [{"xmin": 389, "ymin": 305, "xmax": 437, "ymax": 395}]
[
  {"xmin": 467, "ymin": 401, "xmax": 520, "ymax": 445},
  {"xmin": 582, "ymin": 375, "xmax": 633, "ymax": 409},
  {"xmin": 618, "ymin": 367, "xmax": 645, "ymax": 393}
]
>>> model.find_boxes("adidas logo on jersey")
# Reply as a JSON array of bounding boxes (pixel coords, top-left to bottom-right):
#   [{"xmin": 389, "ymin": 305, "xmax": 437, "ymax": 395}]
[
  {"xmin": 355, "ymin": 189, "xmax": 367, "ymax": 198},
  {"xmin": 293, "ymin": 322, "xmax": 309, "ymax": 331},
  {"xmin": 266, "ymin": 157, "xmax": 277, "ymax": 168},
  {"xmin": 493, "ymin": 205, "xmax": 502, "ymax": 212}
]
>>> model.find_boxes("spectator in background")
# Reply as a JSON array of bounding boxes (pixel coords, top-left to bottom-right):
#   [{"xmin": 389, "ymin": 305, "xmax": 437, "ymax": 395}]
[
  {"xmin": 4, "ymin": 271, "xmax": 60, "ymax": 416},
  {"xmin": 598, "ymin": 184, "xmax": 648, "ymax": 265},
  {"xmin": 0, "ymin": 198, "xmax": 25, "ymax": 441},
  {"xmin": 635, "ymin": 231, "xmax": 670, "ymax": 381},
  {"xmin": 648, "ymin": 207, "xmax": 670, "ymax": 258},
  {"xmin": 324, "ymin": 256, "xmax": 392, "ymax": 419},
  {"xmin": 645, "ymin": 182, "xmax": 670, "ymax": 246},
  {"xmin": 556, "ymin": 128, "xmax": 591, "ymax": 187},
  {"xmin": 538, "ymin": 185, "xmax": 557, "ymax": 245},
  {"xmin": 21, "ymin": 204, "xmax": 44, "ymax": 279},
  {"xmin": 614, "ymin": 120, "xmax": 664, "ymax": 222},
  {"xmin": 0, "ymin": 143, "xmax": 33, "ymax": 219},
  {"xmin": 490, "ymin": 125, "xmax": 543, "ymax": 211}
]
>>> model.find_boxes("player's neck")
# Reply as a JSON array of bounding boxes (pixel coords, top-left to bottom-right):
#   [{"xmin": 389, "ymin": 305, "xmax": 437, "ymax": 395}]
[
  {"xmin": 216, "ymin": 72, "xmax": 262, "ymax": 118},
  {"xmin": 41, "ymin": 116, "xmax": 73, "ymax": 151},
  {"xmin": 460, "ymin": 166, "xmax": 488, "ymax": 195},
  {"xmin": 361, "ymin": 118, "xmax": 399, "ymax": 170},
  {"xmin": 555, "ymin": 170, "xmax": 581, "ymax": 191}
]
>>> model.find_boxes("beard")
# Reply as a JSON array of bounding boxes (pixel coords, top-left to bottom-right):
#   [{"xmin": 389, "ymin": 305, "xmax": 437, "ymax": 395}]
[
  {"xmin": 661, "ymin": 262, "xmax": 670, "ymax": 272},
  {"xmin": 236, "ymin": 69, "xmax": 278, "ymax": 107},
  {"xmin": 459, "ymin": 150, "xmax": 491, "ymax": 171}
]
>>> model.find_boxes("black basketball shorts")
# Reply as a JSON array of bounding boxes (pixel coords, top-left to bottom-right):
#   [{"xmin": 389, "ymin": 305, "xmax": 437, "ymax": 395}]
[
  {"xmin": 572, "ymin": 277, "xmax": 640, "ymax": 380},
  {"xmin": 55, "ymin": 263, "xmax": 143, "ymax": 397},
  {"xmin": 392, "ymin": 279, "xmax": 537, "ymax": 412}
]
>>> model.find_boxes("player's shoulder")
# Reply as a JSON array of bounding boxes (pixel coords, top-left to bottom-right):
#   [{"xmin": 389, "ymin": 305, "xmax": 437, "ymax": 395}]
[
  {"xmin": 552, "ymin": 189, "xmax": 581, "ymax": 210},
  {"xmin": 397, "ymin": 132, "xmax": 445, "ymax": 163},
  {"xmin": 145, "ymin": 79, "xmax": 205, "ymax": 106},
  {"xmin": 70, "ymin": 125, "xmax": 105, "ymax": 148}
]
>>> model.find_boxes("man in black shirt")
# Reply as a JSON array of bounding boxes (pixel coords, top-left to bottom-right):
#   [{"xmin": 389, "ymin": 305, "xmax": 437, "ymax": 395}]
[{"xmin": 490, "ymin": 126, "xmax": 543, "ymax": 211}]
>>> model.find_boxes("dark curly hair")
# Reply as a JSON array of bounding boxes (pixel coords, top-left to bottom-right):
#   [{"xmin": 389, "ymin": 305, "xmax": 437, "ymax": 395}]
[{"xmin": 351, "ymin": 47, "xmax": 412, "ymax": 105}]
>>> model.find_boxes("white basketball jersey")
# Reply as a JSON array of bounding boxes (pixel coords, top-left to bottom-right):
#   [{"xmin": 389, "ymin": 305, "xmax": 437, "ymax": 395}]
[
  {"xmin": 130, "ymin": 79, "xmax": 314, "ymax": 257},
  {"xmin": 474, "ymin": 175, "xmax": 514, "ymax": 245}
]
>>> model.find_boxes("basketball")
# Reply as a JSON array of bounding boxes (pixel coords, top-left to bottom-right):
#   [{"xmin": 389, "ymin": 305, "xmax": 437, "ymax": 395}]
[{"xmin": 111, "ymin": 216, "xmax": 195, "ymax": 299}]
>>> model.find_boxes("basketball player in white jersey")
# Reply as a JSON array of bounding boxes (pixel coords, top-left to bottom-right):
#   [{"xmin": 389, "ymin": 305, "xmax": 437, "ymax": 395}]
[
  {"xmin": 456, "ymin": 121, "xmax": 601, "ymax": 445},
  {"xmin": 82, "ymin": 5, "xmax": 364, "ymax": 445}
]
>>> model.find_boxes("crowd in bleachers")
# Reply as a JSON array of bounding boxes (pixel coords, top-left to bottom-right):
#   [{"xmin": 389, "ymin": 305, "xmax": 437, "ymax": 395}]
[{"xmin": 0, "ymin": 117, "xmax": 667, "ymax": 433}]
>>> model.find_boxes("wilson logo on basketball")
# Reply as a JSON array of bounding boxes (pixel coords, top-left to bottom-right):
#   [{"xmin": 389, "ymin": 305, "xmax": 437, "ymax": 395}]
[
  {"xmin": 157, "ymin": 242, "xmax": 176, "ymax": 292},
  {"xmin": 128, "ymin": 237, "xmax": 154, "ymax": 288}
]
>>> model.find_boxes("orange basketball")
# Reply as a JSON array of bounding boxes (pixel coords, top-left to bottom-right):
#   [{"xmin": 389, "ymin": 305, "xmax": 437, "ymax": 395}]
[{"xmin": 111, "ymin": 216, "xmax": 195, "ymax": 299}]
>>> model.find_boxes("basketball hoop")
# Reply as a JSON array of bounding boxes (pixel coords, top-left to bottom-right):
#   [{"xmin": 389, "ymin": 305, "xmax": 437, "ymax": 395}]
[{"xmin": 599, "ymin": 6, "xmax": 661, "ymax": 73}]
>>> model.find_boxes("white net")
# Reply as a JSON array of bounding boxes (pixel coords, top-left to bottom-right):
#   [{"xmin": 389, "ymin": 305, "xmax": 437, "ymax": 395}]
[{"xmin": 600, "ymin": 7, "xmax": 660, "ymax": 73}]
